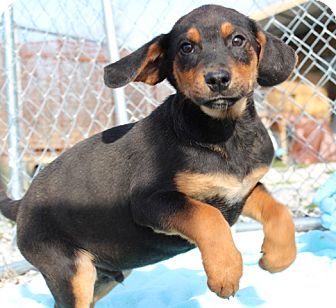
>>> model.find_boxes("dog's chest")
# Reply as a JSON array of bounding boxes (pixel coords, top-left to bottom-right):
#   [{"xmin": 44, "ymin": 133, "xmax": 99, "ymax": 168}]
[{"xmin": 175, "ymin": 166, "xmax": 269, "ymax": 208}]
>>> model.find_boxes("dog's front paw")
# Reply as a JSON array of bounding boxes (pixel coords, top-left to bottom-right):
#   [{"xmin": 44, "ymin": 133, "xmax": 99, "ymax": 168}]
[
  {"xmin": 259, "ymin": 236, "xmax": 296, "ymax": 273},
  {"xmin": 205, "ymin": 250, "xmax": 243, "ymax": 298}
]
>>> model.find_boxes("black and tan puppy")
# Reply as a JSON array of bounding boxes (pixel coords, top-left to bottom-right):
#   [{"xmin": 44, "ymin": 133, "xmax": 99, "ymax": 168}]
[{"xmin": 0, "ymin": 5, "xmax": 297, "ymax": 307}]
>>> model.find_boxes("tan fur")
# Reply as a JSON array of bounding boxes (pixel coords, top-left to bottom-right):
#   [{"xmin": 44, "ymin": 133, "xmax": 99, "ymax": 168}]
[
  {"xmin": 173, "ymin": 61, "xmax": 207, "ymax": 98},
  {"xmin": 187, "ymin": 27, "xmax": 201, "ymax": 44},
  {"xmin": 166, "ymin": 198, "xmax": 242, "ymax": 298},
  {"xmin": 134, "ymin": 42, "xmax": 163, "ymax": 84},
  {"xmin": 175, "ymin": 166, "xmax": 269, "ymax": 205},
  {"xmin": 71, "ymin": 251, "xmax": 96, "ymax": 308},
  {"xmin": 141, "ymin": 69, "xmax": 160, "ymax": 85},
  {"xmin": 231, "ymin": 49, "xmax": 258, "ymax": 90},
  {"xmin": 256, "ymin": 31, "xmax": 266, "ymax": 62},
  {"xmin": 243, "ymin": 184, "xmax": 296, "ymax": 272},
  {"xmin": 221, "ymin": 22, "xmax": 234, "ymax": 38}
]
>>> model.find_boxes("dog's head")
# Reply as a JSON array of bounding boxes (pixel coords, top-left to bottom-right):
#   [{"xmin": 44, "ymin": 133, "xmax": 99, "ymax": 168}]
[{"xmin": 104, "ymin": 5, "xmax": 297, "ymax": 119}]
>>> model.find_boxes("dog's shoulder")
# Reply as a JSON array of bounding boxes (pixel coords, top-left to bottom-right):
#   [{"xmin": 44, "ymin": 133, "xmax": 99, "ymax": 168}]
[{"xmin": 101, "ymin": 122, "xmax": 136, "ymax": 144}]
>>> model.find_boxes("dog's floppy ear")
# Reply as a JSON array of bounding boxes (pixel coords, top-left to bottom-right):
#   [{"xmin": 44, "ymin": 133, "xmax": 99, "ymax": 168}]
[
  {"xmin": 104, "ymin": 34, "xmax": 168, "ymax": 88},
  {"xmin": 256, "ymin": 28, "xmax": 297, "ymax": 87}
]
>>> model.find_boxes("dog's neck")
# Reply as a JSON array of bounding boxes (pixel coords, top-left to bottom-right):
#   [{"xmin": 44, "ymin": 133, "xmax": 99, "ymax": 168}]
[{"xmin": 169, "ymin": 93, "xmax": 257, "ymax": 146}]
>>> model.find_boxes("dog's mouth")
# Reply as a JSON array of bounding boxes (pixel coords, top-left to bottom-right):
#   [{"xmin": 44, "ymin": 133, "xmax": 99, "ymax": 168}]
[{"xmin": 202, "ymin": 97, "xmax": 241, "ymax": 110}]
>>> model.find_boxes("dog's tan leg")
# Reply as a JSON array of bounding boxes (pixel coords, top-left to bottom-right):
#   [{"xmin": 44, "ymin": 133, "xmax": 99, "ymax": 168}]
[
  {"xmin": 242, "ymin": 183, "xmax": 296, "ymax": 272},
  {"xmin": 44, "ymin": 250, "xmax": 96, "ymax": 308},
  {"xmin": 167, "ymin": 198, "xmax": 242, "ymax": 298},
  {"xmin": 71, "ymin": 252, "xmax": 97, "ymax": 308}
]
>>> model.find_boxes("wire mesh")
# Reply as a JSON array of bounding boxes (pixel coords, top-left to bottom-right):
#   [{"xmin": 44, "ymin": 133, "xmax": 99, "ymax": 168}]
[{"xmin": 0, "ymin": 0, "xmax": 335, "ymax": 218}]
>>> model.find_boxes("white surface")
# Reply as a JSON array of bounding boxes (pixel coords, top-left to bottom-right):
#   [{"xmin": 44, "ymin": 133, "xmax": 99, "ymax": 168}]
[
  {"xmin": 0, "ymin": 0, "xmax": 13, "ymax": 15},
  {"xmin": 1, "ymin": 229, "xmax": 336, "ymax": 307},
  {"xmin": 320, "ymin": 0, "xmax": 335, "ymax": 15}
]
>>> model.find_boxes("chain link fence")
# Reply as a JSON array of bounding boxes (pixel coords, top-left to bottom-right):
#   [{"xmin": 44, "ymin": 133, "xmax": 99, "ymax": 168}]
[{"xmin": 0, "ymin": 0, "xmax": 335, "ymax": 220}]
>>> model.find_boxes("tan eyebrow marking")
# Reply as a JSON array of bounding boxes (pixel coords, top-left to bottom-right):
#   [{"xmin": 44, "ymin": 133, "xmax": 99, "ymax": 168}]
[
  {"xmin": 221, "ymin": 22, "xmax": 235, "ymax": 38},
  {"xmin": 186, "ymin": 27, "xmax": 201, "ymax": 44},
  {"xmin": 175, "ymin": 166, "xmax": 269, "ymax": 204}
]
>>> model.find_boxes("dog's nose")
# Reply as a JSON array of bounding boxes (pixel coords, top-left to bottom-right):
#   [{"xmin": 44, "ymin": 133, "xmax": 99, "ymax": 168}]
[{"xmin": 204, "ymin": 70, "xmax": 231, "ymax": 92}]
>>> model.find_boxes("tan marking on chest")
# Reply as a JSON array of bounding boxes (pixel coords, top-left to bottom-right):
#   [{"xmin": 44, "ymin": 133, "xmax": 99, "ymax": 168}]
[{"xmin": 175, "ymin": 166, "xmax": 269, "ymax": 204}]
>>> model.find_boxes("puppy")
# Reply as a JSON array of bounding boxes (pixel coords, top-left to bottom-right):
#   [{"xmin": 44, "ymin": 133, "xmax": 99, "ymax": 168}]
[{"xmin": 0, "ymin": 5, "xmax": 297, "ymax": 307}]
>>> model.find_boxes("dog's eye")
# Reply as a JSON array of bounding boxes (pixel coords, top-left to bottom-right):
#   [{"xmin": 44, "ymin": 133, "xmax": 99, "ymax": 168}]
[
  {"xmin": 180, "ymin": 42, "xmax": 194, "ymax": 54},
  {"xmin": 232, "ymin": 35, "xmax": 245, "ymax": 47}
]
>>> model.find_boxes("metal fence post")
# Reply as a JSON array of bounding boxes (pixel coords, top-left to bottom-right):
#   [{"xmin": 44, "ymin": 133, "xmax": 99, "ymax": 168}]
[
  {"xmin": 101, "ymin": 0, "xmax": 128, "ymax": 125},
  {"xmin": 3, "ymin": 5, "xmax": 23, "ymax": 199}
]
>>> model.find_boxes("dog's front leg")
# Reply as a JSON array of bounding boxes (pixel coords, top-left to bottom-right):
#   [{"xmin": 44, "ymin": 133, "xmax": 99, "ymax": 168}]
[
  {"xmin": 242, "ymin": 183, "xmax": 296, "ymax": 272},
  {"xmin": 132, "ymin": 192, "xmax": 242, "ymax": 298}
]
